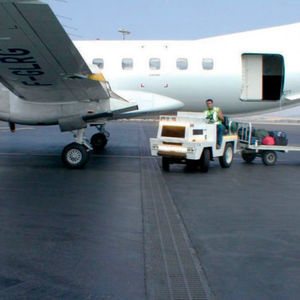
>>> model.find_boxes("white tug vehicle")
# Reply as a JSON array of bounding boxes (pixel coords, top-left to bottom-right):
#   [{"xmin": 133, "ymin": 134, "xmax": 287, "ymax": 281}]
[{"xmin": 150, "ymin": 112, "xmax": 238, "ymax": 172}]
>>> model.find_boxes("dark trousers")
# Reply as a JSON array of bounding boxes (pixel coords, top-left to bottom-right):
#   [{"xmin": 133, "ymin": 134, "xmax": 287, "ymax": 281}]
[{"xmin": 217, "ymin": 124, "xmax": 226, "ymax": 146}]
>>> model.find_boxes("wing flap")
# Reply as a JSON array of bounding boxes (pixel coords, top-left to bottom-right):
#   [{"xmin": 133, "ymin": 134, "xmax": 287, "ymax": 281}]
[{"xmin": 0, "ymin": 0, "xmax": 109, "ymax": 102}]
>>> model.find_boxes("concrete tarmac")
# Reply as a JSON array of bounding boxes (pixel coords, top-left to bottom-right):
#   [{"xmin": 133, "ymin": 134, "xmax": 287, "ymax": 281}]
[{"xmin": 0, "ymin": 121, "xmax": 299, "ymax": 299}]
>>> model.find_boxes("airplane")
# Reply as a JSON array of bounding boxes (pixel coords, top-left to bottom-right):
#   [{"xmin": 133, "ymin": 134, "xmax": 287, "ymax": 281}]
[{"xmin": 0, "ymin": 0, "xmax": 300, "ymax": 168}]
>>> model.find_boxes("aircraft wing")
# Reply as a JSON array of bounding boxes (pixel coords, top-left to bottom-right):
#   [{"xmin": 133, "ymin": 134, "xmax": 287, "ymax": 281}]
[{"xmin": 0, "ymin": 0, "xmax": 109, "ymax": 102}]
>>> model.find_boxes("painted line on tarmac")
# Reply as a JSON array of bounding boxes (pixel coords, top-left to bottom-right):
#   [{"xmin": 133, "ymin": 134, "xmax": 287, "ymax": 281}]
[
  {"xmin": 0, "ymin": 152, "xmax": 59, "ymax": 157},
  {"xmin": 0, "ymin": 152, "xmax": 291, "ymax": 163},
  {"xmin": 244, "ymin": 121, "xmax": 300, "ymax": 126},
  {"xmin": 0, "ymin": 152, "xmax": 153, "ymax": 159},
  {"xmin": 0, "ymin": 127, "xmax": 35, "ymax": 131},
  {"xmin": 93, "ymin": 154, "xmax": 152, "ymax": 159}
]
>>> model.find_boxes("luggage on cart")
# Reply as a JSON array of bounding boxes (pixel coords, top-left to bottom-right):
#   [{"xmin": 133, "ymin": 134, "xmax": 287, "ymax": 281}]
[
  {"xmin": 269, "ymin": 131, "xmax": 288, "ymax": 146},
  {"xmin": 237, "ymin": 121, "xmax": 300, "ymax": 167},
  {"xmin": 275, "ymin": 136, "xmax": 288, "ymax": 146},
  {"xmin": 254, "ymin": 129, "xmax": 269, "ymax": 139},
  {"xmin": 262, "ymin": 136, "xmax": 275, "ymax": 145}
]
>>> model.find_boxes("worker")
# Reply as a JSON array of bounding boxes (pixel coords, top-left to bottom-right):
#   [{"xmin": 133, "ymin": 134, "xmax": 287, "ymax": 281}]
[{"xmin": 205, "ymin": 99, "xmax": 225, "ymax": 148}]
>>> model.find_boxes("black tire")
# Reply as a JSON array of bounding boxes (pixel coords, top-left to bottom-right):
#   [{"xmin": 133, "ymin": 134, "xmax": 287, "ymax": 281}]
[
  {"xmin": 241, "ymin": 150, "xmax": 257, "ymax": 163},
  {"xmin": 162, "ymin": 157, "xmax": 170, "ymax": 171},
  {"xmin": 219, "ymin": 143, "xmax": 234, "ymax": 168},
  {"xmin": 200, "ymin": 148, "xmax": 210, "ymax": 173},
  {"xmin": 62, "ymin": 142, "xmax": 90, "ymax": 169},
  {"xmin": 91, "ymin": 133, "xmax": 108, "ymax": 152},
  {"xmin": 262, "ymin": 151, "xmax": 277, "ymax": 166}
]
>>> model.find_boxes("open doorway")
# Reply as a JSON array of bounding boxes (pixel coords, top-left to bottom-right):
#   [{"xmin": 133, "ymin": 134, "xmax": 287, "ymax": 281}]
[{"xmin": 241, "ymin": 54, "xmax": 284, "ymax": 101}]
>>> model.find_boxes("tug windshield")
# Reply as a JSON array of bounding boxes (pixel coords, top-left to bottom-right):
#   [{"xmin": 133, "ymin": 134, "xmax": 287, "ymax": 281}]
[{"xmin": 161, "ymin": 125, "xmax": 186, "ymax": 138}]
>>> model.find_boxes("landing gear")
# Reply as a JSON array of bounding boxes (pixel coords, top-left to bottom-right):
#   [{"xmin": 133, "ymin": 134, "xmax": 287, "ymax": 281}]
[
  {"xmin": 62, "ymin": 125, "xmax": 110, "ymax": 168},
  {"xmin": 62, "ymin": 128, "xmax": 92, "ymax": 169},
  {"xmin": 91, "ymin": 133, "xmax": 107, "ymax": 151},
  {"xmin": 62, "ymin": 143, "xmax": 90, "ymax": 169},
  {"xmin": 90, "ymin": 124, "xmax": 110, "ymax": 152}
]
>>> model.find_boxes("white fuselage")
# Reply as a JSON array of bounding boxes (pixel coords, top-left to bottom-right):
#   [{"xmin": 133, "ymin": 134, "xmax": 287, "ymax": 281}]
[
  {"xmin": 1, "ymin": 23, "xmax": 300, "ymax": 125},
  {"xmin": 76, "ymin": 23, "xmax": 300, "ymax": 115}
]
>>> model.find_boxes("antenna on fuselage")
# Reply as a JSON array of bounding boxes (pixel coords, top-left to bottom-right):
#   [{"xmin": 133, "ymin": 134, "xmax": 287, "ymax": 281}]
[{"xmin": 118, "ymin": 29, "xmax": 131, "ymax": 40}]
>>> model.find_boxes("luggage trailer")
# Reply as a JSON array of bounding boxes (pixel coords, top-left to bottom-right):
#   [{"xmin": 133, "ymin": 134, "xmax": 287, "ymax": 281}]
[
  {"xmin": 150, "ymin": 112, "xmax": 238, "ymax": 172},
  {"xmin": 238, "ymin": 122, "xmax": 300, "ymax": 166}
]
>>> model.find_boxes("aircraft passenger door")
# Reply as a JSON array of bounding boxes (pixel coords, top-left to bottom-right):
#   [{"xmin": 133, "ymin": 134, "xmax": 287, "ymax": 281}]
[
  {"xmin": 241, "ymin": 55, "xmax": 263, "ymax": 100},
  {"xmin": 241, "ymin": 54, "xmax": 284, "ymax": 101}
]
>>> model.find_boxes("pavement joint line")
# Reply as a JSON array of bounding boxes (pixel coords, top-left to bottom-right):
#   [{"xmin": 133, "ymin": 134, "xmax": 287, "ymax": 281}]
[
  {"xmin": 150, "ymin": 155, "xmax": 214, "ymax": 299},
  {"xmin": 140, "ymin": 125, "xmax": 213, "ymax": 300},
  {"xmin": 149, "ymin": 157, "xmax": 193, "ymax": 299},
  {"xmin": 153, "ymin": 157, "xmax": 215, "ymax": 299},
  {"xmin": 145, "ymin": 157, "xmax": 175, "ymax": 299},
  {"xmin": 139, "ymin": 127, "xmax": 173, "ymax": 299},
  {"xmin": 139, "ymin": 150, "xmax": 150, "ymax": 300}
]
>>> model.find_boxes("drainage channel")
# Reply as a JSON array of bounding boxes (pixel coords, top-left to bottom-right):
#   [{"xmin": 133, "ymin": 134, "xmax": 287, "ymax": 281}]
[{"xmin": 140, "ymin": 125, "xmax": 214, "ymax": 300}]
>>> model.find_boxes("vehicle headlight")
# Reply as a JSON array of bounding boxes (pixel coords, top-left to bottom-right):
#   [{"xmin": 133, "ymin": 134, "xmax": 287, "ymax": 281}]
[{"xmin": 158, "ymin": 145, "xmax": 187, "ymax": 153}]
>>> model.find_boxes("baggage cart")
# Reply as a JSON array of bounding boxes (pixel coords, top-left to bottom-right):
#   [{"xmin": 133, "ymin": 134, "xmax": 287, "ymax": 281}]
[{"xmin": 238, "ymin": 122, "xmax": 300, "ymax": 166}]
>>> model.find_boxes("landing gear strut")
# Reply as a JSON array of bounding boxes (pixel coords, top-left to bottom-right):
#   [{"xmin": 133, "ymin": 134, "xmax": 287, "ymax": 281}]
[
  {"xmin": 62, "ymin": 128, "xmax": 92, "ymax": 169},
  {"xmin": 90, "ymin": 124, "xmax": 110, "ymax": 152}
]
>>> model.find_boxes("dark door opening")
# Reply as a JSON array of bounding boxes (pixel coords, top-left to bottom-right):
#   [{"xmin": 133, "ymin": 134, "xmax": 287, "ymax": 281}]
[
  {"xmin": 241, "ymin": 54, "xmax": 285, "ymax": 101},
  {"xmin": 263, "ymin": 55, "xmax": 284, "ymax": 100}
]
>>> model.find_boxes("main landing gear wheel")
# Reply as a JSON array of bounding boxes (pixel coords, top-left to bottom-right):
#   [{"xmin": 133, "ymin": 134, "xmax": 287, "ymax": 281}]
[
  {"xmin": 219, "ymin": 143, "xmax": 234, "ymax": 168},
  {"xmin": 262, "ymin": 150, "xmax": 277, "ymax": 166},
  {"xmin": 241, "ymin": 150, "xmax": 257, "ymax": 163},
  {"xmin": 91, "ymin": 133, "xmax": 108, "ymax": 152},
  {"xmin": 62, "ymin": 142, "xmax": 90, "ymax": 169}
]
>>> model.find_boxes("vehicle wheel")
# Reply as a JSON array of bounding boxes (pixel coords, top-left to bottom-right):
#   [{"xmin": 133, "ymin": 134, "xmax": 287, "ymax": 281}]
[
  {"xmin": 200, "ymin": 148, "xmax": 210, "ymax": 173},
  {"xmin": 91, "ymin": 133, "xmax": 108, "ymax": 152},
  {"xmin": 62, "ymin": 142, "xmax": 90, "ymax": 169},
  {"xmin": 241, "ymin": 150, "xmax": 256, "ymax": 163},
  {"xmin": 262, "ymin": 151, "xmax": 277, "ymax": 166},
  {"xmin": 219, "ymin": 143, "xmax": 234, "ymax": 168},
  {"xmin": 162, "ymin": 157, "xmax": 170, "ymax": 171}
]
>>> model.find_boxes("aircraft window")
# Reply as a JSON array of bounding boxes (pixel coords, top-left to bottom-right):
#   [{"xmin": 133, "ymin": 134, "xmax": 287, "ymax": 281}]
[
  {"xmin": 176, "ymin": 58, "xmax": 188, "ymax": 70},
  {"xmin": 149, "ymin": 58, "xmax": 161, "ymax": 70},
  {"xmin": 92, "ymin": 58, "xmax": 104, "ymax": 69},
  {"xmin": 202, "ymin": 58, "xmax": 214, "ymax": 70},
  {"xmin": 122, "ymin": 58, "xmax": 133, "ymax": 70}
]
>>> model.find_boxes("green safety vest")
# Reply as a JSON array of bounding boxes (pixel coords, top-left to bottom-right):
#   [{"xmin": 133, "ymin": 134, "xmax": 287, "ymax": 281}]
[{"xmin": 205, "ymin": 107, "xmax": 221, "ymax": 124}]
